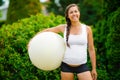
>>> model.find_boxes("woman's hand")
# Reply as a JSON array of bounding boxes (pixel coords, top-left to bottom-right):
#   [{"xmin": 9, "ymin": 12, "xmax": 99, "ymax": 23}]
[{"xmin": 91, "ymin": 69, "xmax": 97, "ymax": 80}]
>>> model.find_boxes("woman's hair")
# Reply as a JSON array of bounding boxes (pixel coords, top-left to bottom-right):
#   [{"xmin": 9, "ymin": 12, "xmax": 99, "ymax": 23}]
[{"xmin": 65, "ymin": 4, "xmax": 80, "ymax": 47}]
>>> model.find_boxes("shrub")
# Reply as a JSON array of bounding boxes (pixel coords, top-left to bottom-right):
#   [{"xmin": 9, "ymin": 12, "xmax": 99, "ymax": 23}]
[
  {"xmin": 106, "ymin": 8, "xmax": 120, "ymax": 80},
  {"xmin": 97, "ymin": 69, "xmax": 109, "ymax": 80},
  {"xmin": 94, "ymin": 0, "xmax": 120, "ymax": 79}
]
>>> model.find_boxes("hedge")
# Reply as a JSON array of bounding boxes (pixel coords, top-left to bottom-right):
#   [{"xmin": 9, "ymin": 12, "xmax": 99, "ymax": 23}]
[{"xmin": 106, "ymin": 8, "xmax": 120, "ymax": 80}]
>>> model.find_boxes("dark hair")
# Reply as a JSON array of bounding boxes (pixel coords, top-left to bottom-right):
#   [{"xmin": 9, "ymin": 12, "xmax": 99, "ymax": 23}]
[{"xmin": 65, "ymin": 4, "xmax": 80, "ymax": 47}]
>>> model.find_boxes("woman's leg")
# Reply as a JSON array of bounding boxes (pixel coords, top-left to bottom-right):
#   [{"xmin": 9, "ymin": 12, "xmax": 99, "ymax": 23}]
[
  {"xmin": 61, "ymin": 71, "xmax": 74, "ymax": 80},
  {"xmin": 77, "ymin": 71, "xmax": 93, "ymax": 80}
]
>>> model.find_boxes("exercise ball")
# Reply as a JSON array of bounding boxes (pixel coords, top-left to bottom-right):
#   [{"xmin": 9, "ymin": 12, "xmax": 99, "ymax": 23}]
[{"xmin": 28, "ymin": 32, "xmax": 66, "ymax": 71}]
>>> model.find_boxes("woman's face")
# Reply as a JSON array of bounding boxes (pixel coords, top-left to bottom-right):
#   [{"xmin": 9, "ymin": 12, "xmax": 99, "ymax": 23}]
[{"xmin": 67, "ymin": 6, "xmax": 80, "ymax": 22}]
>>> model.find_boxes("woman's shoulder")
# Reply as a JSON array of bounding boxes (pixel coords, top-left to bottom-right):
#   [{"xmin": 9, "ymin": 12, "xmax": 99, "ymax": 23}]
[
  {"xmin": 86, "ymin": 25, "xmax": 92, "ymax": 35},
  {"xmin": 81, "ymin": 23, "xmax": 91, "ymax": 29},
  {"xmin": 81, "ymin": 23, "xmax": 92, "ymax": 34}
]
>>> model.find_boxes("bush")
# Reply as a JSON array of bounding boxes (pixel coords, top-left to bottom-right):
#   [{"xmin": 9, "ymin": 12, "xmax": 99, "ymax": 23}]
[
  {"xmin": 0, "ymin": 13, "xmax": 65, "ymax": 80},
  {"xmin": 106, "ymin": 8, "xmax": 120, "ymax": 80},
  {"xmin": 97, "ymin": 69, "xmax": 109, "ymax": 80},
  {"xmin": 94, "ymin": 0, "xmax": 120, "ymax": 79}
]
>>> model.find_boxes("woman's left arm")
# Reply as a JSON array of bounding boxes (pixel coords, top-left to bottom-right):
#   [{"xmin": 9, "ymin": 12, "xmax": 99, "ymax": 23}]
[{"xmin": 87, "ymin": 26, "xmax": 97, "ymax": 80}]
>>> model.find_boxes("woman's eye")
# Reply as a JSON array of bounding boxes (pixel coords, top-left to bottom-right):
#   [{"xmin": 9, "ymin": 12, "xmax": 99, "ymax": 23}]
[
  {"xmin": 70, "ymin": 11, "xmax": 73, "ymax": 14},
  {"xmin": 75, "ymin": 10, "xmax": 78, "ymax": 13},
  {"xmin": 69, "ymin": 10, "xmax": 78, "ymax": 14}
]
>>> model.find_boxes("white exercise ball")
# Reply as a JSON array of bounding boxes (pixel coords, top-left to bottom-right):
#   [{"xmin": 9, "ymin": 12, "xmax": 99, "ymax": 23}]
[{"xmin": 28, "ymin": 32, "xmax": 66, "ymax": 71}]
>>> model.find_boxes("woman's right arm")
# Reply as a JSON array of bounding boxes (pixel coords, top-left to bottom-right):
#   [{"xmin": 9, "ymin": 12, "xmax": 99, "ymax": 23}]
[
  {"xmin": 42, "ymin": 24, "xmax": 66, "ymax": 33},
  {"xmin": 27, "ymin": 24, "xmax": 65, "ymax": 49},
  {"xmin": 27, "ymin": 24, "xmax": 65, "ymax": 48}
]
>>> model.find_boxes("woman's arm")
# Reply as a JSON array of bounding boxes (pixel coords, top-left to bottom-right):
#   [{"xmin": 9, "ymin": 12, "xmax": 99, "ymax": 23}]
[
  {"xmin": 27, "ymin": 24, "xmax": 65, "ymax": 49},
  {"xmin": 87, "ymin": 26, "xmax": 97, "ymax": 80},
  {"xmin": 41, "ymin": 24, "xmax": 65, "ymax": 33}
]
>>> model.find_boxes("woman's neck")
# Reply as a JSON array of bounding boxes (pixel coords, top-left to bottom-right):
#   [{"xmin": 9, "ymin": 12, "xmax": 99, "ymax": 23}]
[{"xmin": 71, "ymin": 21, "xmax": 81, "ymax": 28}]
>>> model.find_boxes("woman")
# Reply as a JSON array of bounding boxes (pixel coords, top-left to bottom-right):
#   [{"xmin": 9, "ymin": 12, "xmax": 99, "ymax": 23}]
[{"xmin": 42, "ymin": 4, "xmax": 97, "ymax": 80}]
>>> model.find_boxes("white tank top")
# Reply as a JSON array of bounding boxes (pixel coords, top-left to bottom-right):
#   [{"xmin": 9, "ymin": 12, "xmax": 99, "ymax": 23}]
[{"xmin": 63, "ymin": 24, "xmax": 88, "ymax": 65}]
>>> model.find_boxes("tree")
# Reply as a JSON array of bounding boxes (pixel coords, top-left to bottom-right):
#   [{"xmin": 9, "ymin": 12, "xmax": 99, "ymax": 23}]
[
  {"xmin": 0, "ymin": 0, "xmax": 4, "ymax": 6},
  {"xmin": 6, "ymin": 0, "xmax": 42, "ymax": 24},
  {"xmin": 46, "ymin": 0, "xmax": 80, "ymax": 15}
]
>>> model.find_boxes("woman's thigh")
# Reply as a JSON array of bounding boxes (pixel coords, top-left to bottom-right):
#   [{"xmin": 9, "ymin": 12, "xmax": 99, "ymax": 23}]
[
  {"xmin": 61, "ymin": 71, "xmax": 74, "ymax": 80},
  {"xmin": 77, "ymin": 71, "xmax": 93, "ymax": 80}
]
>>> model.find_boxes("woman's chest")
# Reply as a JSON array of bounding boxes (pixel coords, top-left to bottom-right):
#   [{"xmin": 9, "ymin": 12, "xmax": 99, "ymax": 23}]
[{"xmin": 68, "ymin": 34, "xmax": 87, "ymax": 45}]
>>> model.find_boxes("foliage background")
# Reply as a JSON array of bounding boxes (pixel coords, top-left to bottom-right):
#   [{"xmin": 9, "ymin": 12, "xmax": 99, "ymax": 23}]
[{"xmin": 0, "ymin": 0, "xmax": 120, "ymax": 80}]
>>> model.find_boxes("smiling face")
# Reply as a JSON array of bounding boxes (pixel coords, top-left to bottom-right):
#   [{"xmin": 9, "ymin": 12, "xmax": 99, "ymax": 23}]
[{"xmin": 67, "ymin": 6, "xmax": 80, "ymax": 22}]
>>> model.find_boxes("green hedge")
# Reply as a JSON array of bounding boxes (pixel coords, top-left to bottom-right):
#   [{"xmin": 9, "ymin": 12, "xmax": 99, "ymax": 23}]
[
  {"xmin": 94, "ymin": 0, "xmax": 120, "ymax": 79},
  {"xmin": 0, "ymin": 13, "xmax": 65, "ymax": 80},
  {"xmin": 106, "ymin": 8, "xmax": 120, "ymax": 80}
]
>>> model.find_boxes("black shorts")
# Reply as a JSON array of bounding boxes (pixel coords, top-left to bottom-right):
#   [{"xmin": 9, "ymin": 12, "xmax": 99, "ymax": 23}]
[{"xmin": 60, "ymin": 62, "xmax": 90, "ymax": 74}]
